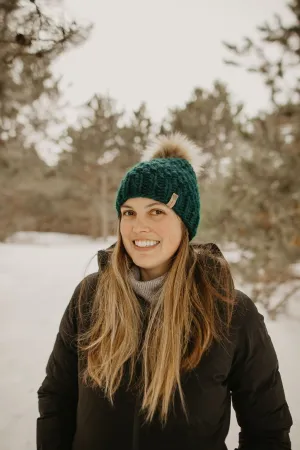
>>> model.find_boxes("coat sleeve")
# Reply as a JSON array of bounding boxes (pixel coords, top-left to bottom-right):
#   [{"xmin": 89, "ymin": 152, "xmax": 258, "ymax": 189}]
[
  {"xmin": 36, "ymin": 274, "xmax": 96, "ymax": 450},
  {"xmin": 229, "ymin": 290, "xmax": 293, "ymax": 450}
]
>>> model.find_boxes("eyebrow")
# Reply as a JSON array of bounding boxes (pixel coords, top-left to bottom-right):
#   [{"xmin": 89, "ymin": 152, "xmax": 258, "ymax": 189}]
[{"xmin": 121, "ymin": 202, "xmax": 165, "ymax": 209}]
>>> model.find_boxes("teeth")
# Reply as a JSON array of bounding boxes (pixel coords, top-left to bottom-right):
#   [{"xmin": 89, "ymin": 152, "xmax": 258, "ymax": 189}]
[{"xmin": 134, "ymin": 240, "xmax": 159, "ymax": 248}]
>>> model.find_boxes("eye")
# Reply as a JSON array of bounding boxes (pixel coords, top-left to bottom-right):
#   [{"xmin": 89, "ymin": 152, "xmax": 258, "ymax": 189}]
[
  {"xmin": 122, "ymin": 210, "xmax": 134, "ymax": 217},
  {"xmin": 151, "ymin": 209, "xmax": 164, "ymax": 215}
]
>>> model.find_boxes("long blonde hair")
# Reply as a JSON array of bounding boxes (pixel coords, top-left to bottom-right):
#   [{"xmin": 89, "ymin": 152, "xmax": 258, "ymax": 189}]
[{"xmin": 78, "ymin": 226, "xmax": 235, "ymax": 427}]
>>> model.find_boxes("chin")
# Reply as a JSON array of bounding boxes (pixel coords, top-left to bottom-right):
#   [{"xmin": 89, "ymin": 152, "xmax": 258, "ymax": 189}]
[
  {"xmin": 138, "ymin": 262, "xmax": 157, "ymax": 270},
  {"xmin": 130, "ymin": 257, "xmax": 155, "ymax": 269},
  {"xmin": 133, "ymin": 254, "xmax": 163, "ymax": 269}
]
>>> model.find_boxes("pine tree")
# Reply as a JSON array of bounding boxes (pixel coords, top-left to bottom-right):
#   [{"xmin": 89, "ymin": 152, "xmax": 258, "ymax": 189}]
[
  {"xmin": 0, "ymin": 0, "xmax": 91, "ymax": 240},
  {"xmin": 222, "ymin": 0, "xmax": 300, "ymax": 316},
  {"xmin": 56, "ymin": 97, "xmax": 152, "ymax": 238},
  {"xmin": 164, "ymin": 81, "xmax": 243, "ymax": 180},
  {"xmin": 119, "ymin": 102, "xmax": 152, "ymax": 171},
  {"xmin": 223, "ymin": 0, "xmax": 300, "ymax": 106},
  {"xmin": 0, "ymin": 0, "xmax": 90, "ymax": 135}
]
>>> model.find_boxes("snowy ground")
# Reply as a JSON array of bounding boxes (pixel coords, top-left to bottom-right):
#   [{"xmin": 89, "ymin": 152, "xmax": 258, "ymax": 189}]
[{"xmin": 0, "ymin": 232, "xmax": 299, "ymax": 450}]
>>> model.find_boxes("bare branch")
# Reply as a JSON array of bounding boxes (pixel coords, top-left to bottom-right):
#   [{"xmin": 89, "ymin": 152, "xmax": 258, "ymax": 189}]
[
  {"xmin": 267, "ymin": 285, "xmax": 300, "ymax": 319},
  {"xmin": 1, "ymin": 1, "xmax": 92, "ymax": 65}
]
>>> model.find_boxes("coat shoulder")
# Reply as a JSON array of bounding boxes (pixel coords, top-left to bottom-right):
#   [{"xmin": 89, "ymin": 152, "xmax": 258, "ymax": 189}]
[
  {"xmin": 77, "ymin": 272, "xmax": 99, "ymax": 299},
  {"xmin": 60, "ymin": 272, "xmax": 99, "ymax": 337},
  {"xmin": 233, "ymin": 289, "xmax": 260, "ymax": 324},
  {"xmin": 75, "ymin": 271, "xmax": 99, "ymax": 322},
  {"xmin": 230, "ymin": 289, "xmax": 272, "ymax": 356}
]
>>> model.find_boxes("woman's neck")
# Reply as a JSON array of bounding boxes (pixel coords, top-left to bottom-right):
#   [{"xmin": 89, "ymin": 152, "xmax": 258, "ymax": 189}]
[{"xmin": 140, "ymin": 263, "xmax": 169, "ymax": 281}]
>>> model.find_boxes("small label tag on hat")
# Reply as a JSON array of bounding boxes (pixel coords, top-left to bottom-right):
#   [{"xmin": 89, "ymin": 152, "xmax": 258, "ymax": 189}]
[{"xmin": 166, "ymin": 193, "xmax": 179, "ymax": 209}]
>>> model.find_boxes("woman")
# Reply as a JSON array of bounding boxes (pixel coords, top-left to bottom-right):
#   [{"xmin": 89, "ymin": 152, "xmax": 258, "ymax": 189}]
[{"xmin": 37, "ymin": 133, "xmax": 293, "ymax": 450}]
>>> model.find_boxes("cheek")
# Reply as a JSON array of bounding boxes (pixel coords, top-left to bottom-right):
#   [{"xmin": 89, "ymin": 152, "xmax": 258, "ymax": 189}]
[
  {"xmin": 120, "ymin": 222, "xmax": 133, "ymax": 254},
  {"xmin": 120, "ymin": 220, "xmax": 130, "ymax": 238},
  {"xmin": 160, "ymin": 221, "xmax": 182, "ymax": 247},
  {"xmin": 169, "ymin": 228, "xmax": 182, "ymax": 249}
]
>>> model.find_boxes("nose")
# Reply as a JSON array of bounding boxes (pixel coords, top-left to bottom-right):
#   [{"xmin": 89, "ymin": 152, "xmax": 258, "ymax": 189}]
[{"xmin": 132, "ymin": 217, "xmax": 150, "ymax": 234}]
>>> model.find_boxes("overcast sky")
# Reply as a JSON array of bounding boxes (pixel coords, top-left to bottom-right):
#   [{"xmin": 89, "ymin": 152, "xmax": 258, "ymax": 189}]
[{"xmin": 52, "ymin": 0, "xmax": 291, "ymax": 124}]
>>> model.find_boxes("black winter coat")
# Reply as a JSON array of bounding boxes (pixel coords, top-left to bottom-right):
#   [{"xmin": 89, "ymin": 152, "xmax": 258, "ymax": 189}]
[{"xmin": 37, "ymin": 243, "xmax": 293, "ymax": 450}]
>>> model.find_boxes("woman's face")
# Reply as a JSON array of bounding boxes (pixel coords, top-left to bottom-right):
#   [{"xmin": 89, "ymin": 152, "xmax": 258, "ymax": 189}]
[{"xmin": 120, "ymin": 197, "xmax": 183, "ymax": 281}]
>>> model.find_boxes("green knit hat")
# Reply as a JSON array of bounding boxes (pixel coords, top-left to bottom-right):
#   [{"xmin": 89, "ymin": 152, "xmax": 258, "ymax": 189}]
[{"xmin": 115, "ymin": 133, "xmax": 201, "ymax": 240}]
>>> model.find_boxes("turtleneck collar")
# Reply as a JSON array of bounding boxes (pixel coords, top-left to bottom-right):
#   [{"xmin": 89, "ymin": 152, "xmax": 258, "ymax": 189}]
[{"xmin": 128, "ymin": 264, "xmax": 167, "ymax": 303}]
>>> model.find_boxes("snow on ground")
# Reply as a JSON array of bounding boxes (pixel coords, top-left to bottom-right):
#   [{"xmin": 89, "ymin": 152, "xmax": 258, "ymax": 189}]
[{"xmin": 0, "ymin": 232, "xmax": 299, "ymax": 450}]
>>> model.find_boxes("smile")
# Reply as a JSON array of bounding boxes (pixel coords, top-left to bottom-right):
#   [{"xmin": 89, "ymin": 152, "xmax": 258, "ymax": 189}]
[{"xmin": 133, "ymin": 240, "xmax": 160, "ymax": 249}]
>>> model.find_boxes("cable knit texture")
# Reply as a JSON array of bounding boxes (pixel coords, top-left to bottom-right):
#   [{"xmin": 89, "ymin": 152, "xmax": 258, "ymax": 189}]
[{"xmin": 115, "ymin": 134, "xmax": 201, "ymax": 240}]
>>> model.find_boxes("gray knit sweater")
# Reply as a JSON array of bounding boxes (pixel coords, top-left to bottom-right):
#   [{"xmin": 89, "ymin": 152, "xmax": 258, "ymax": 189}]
[{"xmin": 128, "ymin": 265, "xmax": 167, "ymax": 303}]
